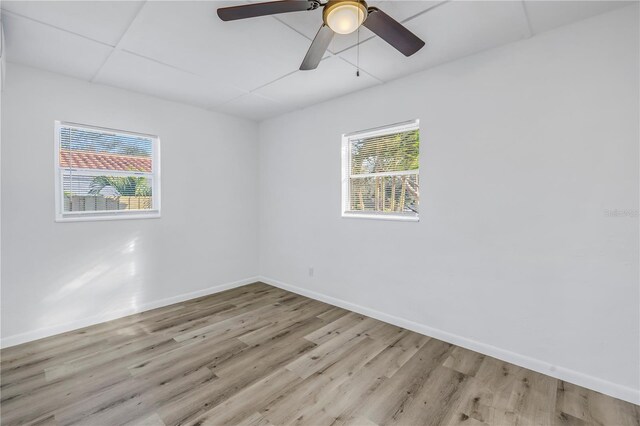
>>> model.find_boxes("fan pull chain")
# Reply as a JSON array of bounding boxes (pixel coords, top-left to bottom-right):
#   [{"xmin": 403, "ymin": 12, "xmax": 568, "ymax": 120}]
[{"xmin": 356, "ymin": 27, "xmax": 360, "ymax": 77}]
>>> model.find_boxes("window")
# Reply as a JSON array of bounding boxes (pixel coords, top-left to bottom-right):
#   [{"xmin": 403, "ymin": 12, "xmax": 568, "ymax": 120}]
[
  {"xmin": 342, "ymin": 120, "xmax": 419, "ymax": 221},
  {"xmin": 54, "ymin": 121, "xmax": 161, "ymax": 222}
]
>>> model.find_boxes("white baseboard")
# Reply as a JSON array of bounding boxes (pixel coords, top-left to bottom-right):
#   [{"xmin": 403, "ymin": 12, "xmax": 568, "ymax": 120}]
[
  {"xmin": 259, "ymin": 275, "xmax": 640, "ymax": 406},
  {"xmin": 0, "ymin": 276, "xmax": 260, "ymax": 349}
]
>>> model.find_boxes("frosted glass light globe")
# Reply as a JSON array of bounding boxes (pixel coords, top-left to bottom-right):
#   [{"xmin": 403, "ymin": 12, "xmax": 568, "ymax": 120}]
[{"xmin": 325, "ymin": 2, "xmax": 366, "ymax": 35}]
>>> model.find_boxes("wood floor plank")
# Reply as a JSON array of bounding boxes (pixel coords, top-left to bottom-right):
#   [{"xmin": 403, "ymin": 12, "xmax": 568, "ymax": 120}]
[
  {"xmin": 286, "ymin": 317, "xmax": 383, "ymax": 379},
  {"xmin": 238, "ymin": 300, "xmax": 334, "ymax": 346},
  {"xmin": 443, "ymin": 346, "xmax": 486, "ymax": 377},
  {"xmin": 290, "ymin": 342, "xmax": 394, "ymax": 425},
  {"xmin": 386, "ymin": 365, "xmax": 470, "ymax": 426},
  {"xmin": 128, "ymin": 333, "xmax": 247, "ymax": 378},
  {"xmin": 187, "ymin": 368, "xmax": 302, "ymax": 425},
  {"xmin": 303, "ymin": 312, "xmax": 368, "ymax": 345},
  {"xmin": 2, "ymin": 282, "xmax": 638, "ymax": 426},
  {"xmin": 1, "ymin": 363, "xmax": 133, "ymax": 425},
  {"xmin": 129, "ymin": 412, "xmax": 166, "ymax": 426},
  {"xmin": 363, "ymin": 329, "xmax": 430, "ymax": 378},
  {"xmin": 236, "ymin": 412, "xmax": 275, "ymax": 426},
  {"xmin": 440, "ymin": 376, "xmax": 495, "ymax": 425},
  {"xmin": 349, "ymin": 337, "xmax": 454, "ymax": 424},
  {"xmin": 44, "ymin": 335, "xmax": 180, "ymax": 381},
  {"xmin": 156, "ymin": 339, "xmax": 315, "ymax": 424},
  {"xmin": 316, "ymin": 306, "xmax": 350, "ymax": 323},
  {"xmin": 212, "ymin": 318, "xmax": 322, "ymax": 379},
  {"xmin": 260, "ymin": 336, "xmax": 391, "ymax": 425}
]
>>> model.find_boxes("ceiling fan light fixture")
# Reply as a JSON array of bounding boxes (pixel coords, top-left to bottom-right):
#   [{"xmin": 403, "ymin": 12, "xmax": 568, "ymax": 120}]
[
  {"xmin": 323, "ymin": 0, "xmax": 367, "ymax": 35},
  {"xmin": 216, "ymin": 0, "xmax": 425, "ymax": 71}
]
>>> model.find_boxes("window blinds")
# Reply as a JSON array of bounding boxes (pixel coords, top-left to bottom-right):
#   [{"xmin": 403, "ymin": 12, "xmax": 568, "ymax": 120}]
[
  {"xmin": 345, "ymin": 121, "xmax": 419, "ymax": 218},
  {"xmin": 56, "ymin": 122, "xmax": 159, "ymax": 219}
]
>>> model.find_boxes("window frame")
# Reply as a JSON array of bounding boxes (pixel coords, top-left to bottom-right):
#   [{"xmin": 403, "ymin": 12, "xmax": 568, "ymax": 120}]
[
  {"xmin": 54, "ymin": 121, "xmax": 162, "ymax": 222},
  {"xmin": 341, "ymin": 119, "xmax": 420, "ymax": 222}
]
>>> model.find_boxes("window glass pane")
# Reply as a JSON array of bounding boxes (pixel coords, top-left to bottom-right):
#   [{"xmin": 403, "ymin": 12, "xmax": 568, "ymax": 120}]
[
  {"xmin": 349, "ymin": 174, "xmax": 419, "ymax": 214},
  {"xmin": 59, "ymin": 126, "xmax": 152, "ymax": 172},
  {"xmin": 350, "ymin": 129, "xmax": 419, "ymax": 175},
  {"xmin": 62, "ymin": 173, "xmax": 154, "ymax": 212}
]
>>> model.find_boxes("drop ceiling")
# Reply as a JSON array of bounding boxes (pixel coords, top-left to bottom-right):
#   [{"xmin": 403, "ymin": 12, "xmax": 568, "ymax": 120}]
[{"xmin": 0, "ymin": 0, "xmax": 632, "ymax": 121}]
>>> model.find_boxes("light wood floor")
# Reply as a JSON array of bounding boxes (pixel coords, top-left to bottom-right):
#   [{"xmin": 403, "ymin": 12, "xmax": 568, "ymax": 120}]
[{"xmin": 1, "ymin": 283, "xmax": 638, "ymax": 426}]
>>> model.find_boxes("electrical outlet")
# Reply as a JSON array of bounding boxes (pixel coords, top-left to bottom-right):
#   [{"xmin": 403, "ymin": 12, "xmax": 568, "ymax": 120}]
[{"xmin": 308, "ymin": 267, "xmax": 314, "ymax": 277}]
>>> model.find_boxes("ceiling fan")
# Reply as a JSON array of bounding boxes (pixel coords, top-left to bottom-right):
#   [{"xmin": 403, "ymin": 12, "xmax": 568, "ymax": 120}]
[{"xmin": 217, "ymin": 0, "xmax": 425, "ymax": 70}]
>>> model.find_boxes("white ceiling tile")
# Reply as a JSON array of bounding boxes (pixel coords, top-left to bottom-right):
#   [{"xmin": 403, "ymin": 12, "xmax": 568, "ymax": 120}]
[
  {"xmin": 275, "ymin": 1, "xmax": 442, "ymax": 54},
  {"xmin": 2, "ymin": 13, "xmax": 113, "ymax": 81},
  {"xmin": 523, "ymin": 1, "xmax": 630, "ymax": 35},
  {"xmin": 272, "ymin": 10, "xmax": 332, "ymax": 62},
  {"xmin": 1, "ymin": 1, "xmax": 143, "ymax": 46},
  {"xmin": 119, "ymin": 1, "xmax": 313, "ymax": 91},
  {"xmin": 218, "ymin": 93, "xmax": 292, "ymax": 121},
  {"xmin": 339, "ymin": 1, "xmax": 530, "ymax": 82},
  {"xmin": 273, "ymin": 8, "xmax": 324, "ymax": 41},
  {"xmin": 253, "ymin": 56, "xmax": 380, "ymax": 109},
  {"xmin": 94, "ymin": 50, "xmax": 245, "ymax": 109}
]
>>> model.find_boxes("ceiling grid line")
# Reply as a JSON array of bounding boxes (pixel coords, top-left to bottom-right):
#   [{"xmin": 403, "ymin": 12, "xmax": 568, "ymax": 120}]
[
  {"xmin": 519, "ymin": 0, "xmax": 535, "ymax": 38},
  {"xmin": 119, "ymin": 49, "xmax": 211, "ymax": 78},
  {"xmin": 332, "ymin": 0, "xmax": 448, "ymax": 56},
  {"xmin": 0, "ymin": 9, "xmax": 113, "ymax": 47},
  {"xmin": 273, "ymin": 15, "xmax": 320, "ymax": 43},
  {"xmin": 398, "ymin": 0, "xmax": 451, "ymax": 25},
  {"xmin": 90, "ymin": 0, "xmax": 149, "ymax": 82},
  {"xmin": 337, "ymin": 56, "xmax": 384, "ymax": 82}
]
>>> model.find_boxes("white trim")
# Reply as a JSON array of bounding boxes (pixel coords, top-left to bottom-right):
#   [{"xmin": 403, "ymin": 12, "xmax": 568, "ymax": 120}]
[
  {"xmin": 154, "ymin": 131, "xmax": 162, "ymax": 215},
  {"xmin": 55, "ymin": 210, "xmax": 161, "ymax": 223},
  {"xmin": 0, "ymin": 276, "xmax": 259, "ymax": 348},
  {"xmin": 342, "ymin": 212, "xmax": 419, "ymax": 222},
  {"xmin": 343, "ymin": 119, "xmax": 419, "ymax": 139},
  {"xmin": 341, "ymin": 135, "xmax": 350, "ymax": 217},
  {"xmin": 56, "ymin": 168, "xmax": 153, "ymax": 178},
  {"xmin": 54, "ymin": 121, "xmax": 62, "ymax": 218},
  {"xmin": 58, "ymin": 120, "xmax": 159, "ymax": 140},
  {"xmin": 54, "ymin": 120, "xmax": 161, "ymax": 222},
  {"xmin": 258, "ymin": 276, "xmax": 640, "ymax": 406},
  {"xmin": 350, "ymin": 169, "xmax": 419, "ymax": 179}
]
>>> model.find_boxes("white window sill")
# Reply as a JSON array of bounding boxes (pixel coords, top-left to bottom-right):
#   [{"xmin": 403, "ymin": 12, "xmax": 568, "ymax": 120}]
[
  {"xmin": 341, "ymin": 212, "xmax": 419, "ymax": 222},
  {"xmin": 55, "ymin": 210, "xmax": 161, "ymax": 223}
]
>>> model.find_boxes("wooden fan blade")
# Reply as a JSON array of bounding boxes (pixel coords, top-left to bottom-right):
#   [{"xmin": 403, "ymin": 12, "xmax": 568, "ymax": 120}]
[
  {"xmin": 217, "ymin": 0, "xmax": 315, "ymax": 21},
  {"xmin": 300, "ymin": 24, "xmax": 334, "ymax": 70},
  {"xmin": 363, "ymin": 7, "xmax": 425, "ymax": 56}
]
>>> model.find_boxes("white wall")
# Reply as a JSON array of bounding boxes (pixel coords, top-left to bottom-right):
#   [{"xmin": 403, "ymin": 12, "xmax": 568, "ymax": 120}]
[
  {"xmin": 1, "ymin": 64, "xmax": 259, "ymax": 345},
  {"xmin": 259, "ymin": 6, "xmax": 639, "ymax": 403}
]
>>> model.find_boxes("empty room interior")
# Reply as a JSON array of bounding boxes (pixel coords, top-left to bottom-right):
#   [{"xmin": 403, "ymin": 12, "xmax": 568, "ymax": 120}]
[{"xmin": 1, "ymin": 0, "xmax": 639, "ymax": 424}]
